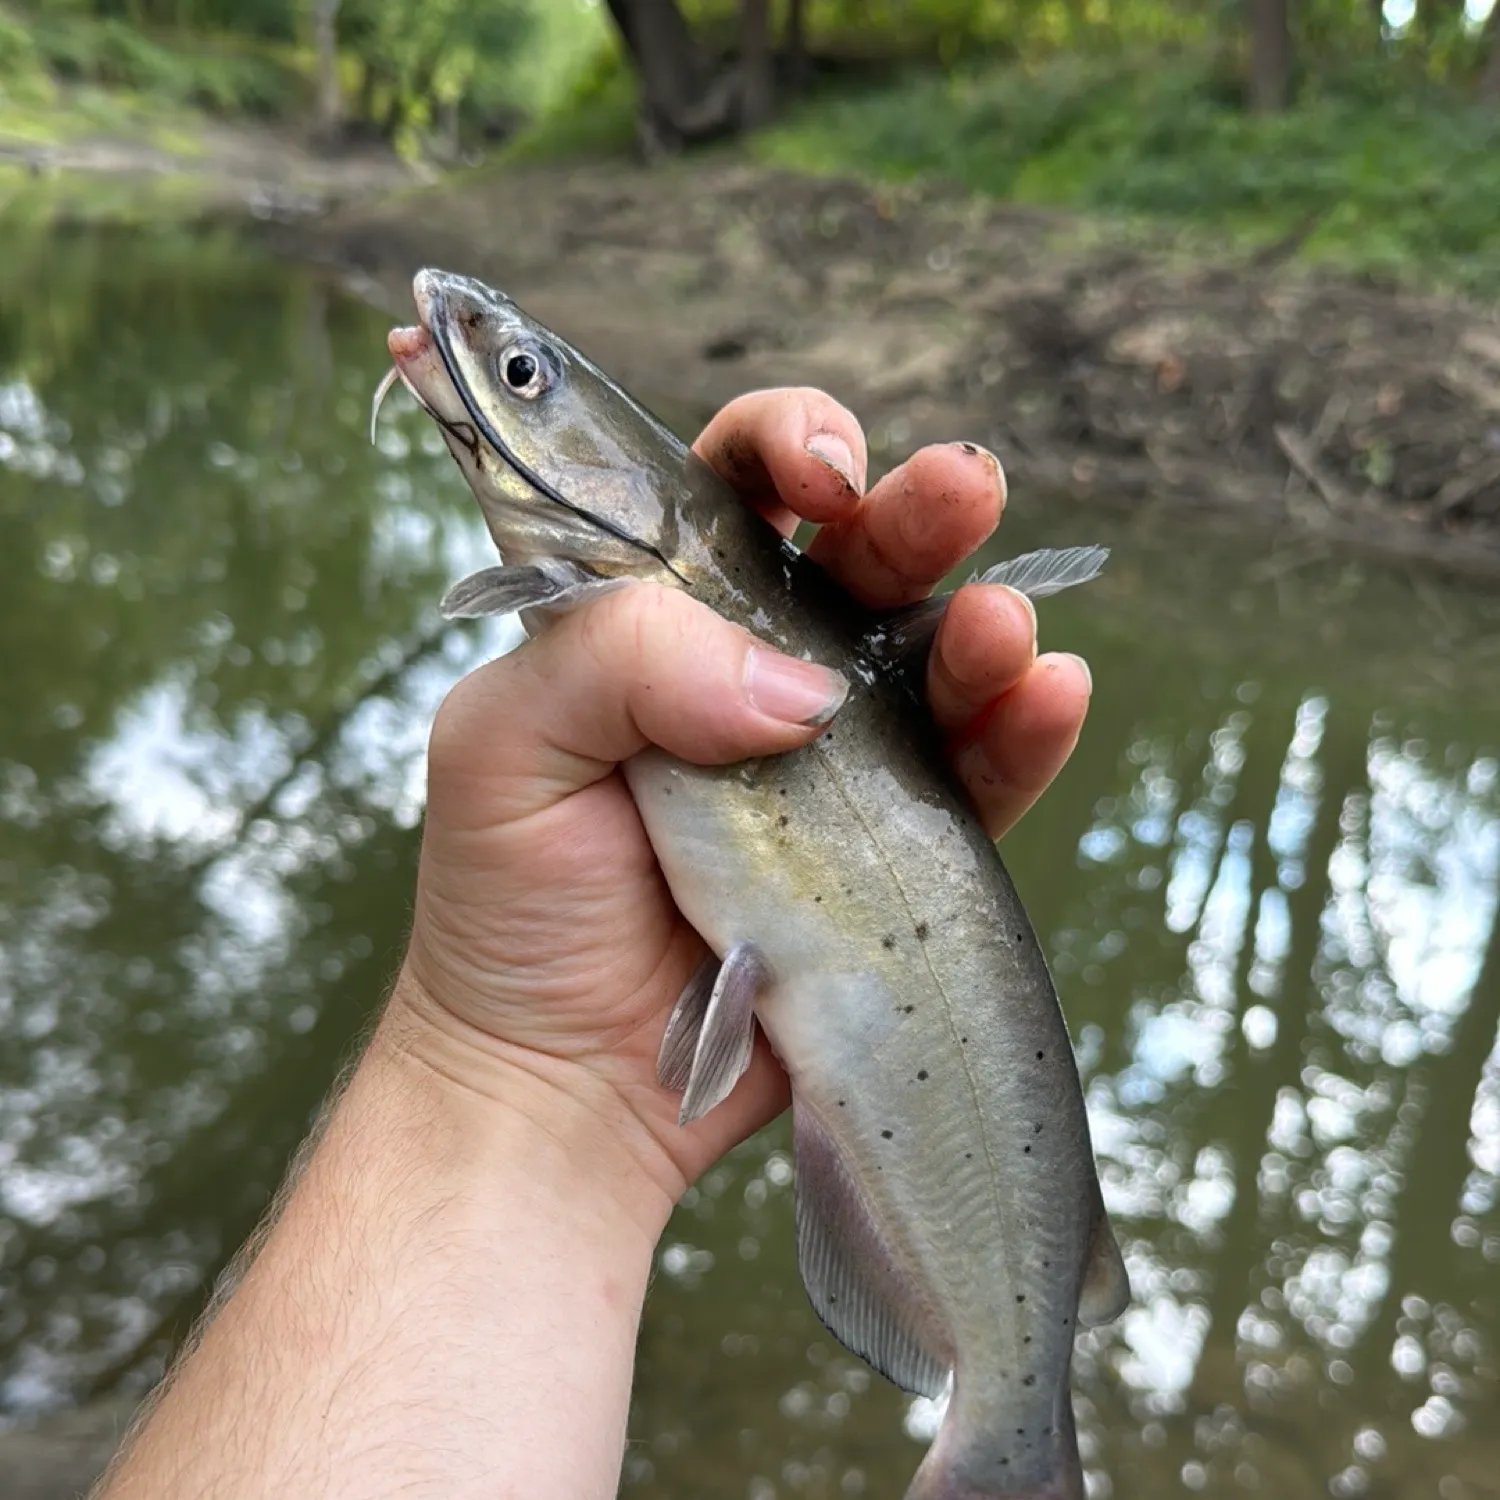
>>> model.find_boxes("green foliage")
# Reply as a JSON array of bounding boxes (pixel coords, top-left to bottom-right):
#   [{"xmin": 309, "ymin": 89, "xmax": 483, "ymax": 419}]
[
  {"xmin": 339, "ymin": 0, "xmax": 533, "ymax": 155},
  {"xmin": 756, "ymin": 50, "xmax": 1500, "ymax": 299},
  {"xmin": 0, "ymin": 0, "xmax": 542, "ymax": 142},
  {"xmin": 21, "ymin": 12, "xmax": 302, "ymax": 113}
]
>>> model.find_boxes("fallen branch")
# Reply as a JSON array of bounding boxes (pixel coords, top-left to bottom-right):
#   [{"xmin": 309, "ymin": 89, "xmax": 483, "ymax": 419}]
[
  {"xmin": 1432, "ymin": 453, "xmax": 1500, "ymax": 520},
  {"xmin": 1274, "ymin": 422, "xmax": 1357, "ymax": 515}
]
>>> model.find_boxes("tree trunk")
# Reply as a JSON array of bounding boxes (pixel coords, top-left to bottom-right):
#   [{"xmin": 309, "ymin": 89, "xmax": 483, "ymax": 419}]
[
  {"xmin": 786, "ymin": 0, "xmax": 809, "ymax": 93},
  {"xmin": 740, "ymin": 0, "xmax": 774, "ymax": 128},
  {"xmin": 604, "ymin": 0, "xmax": 742, "ymax": 153},
  {"xmin": 1481, "ymin": 0, "xmax": 1500, "ymax": 107},
  {"xmin": 311, "ymin": 0, "xmax": 343, "ymax": 146},
  {"xmin": 1249, "ymin": 0, "xmax": 1292, "ymax": 113}
]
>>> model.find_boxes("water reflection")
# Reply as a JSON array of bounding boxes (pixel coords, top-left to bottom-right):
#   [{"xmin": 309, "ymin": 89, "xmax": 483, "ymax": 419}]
[
  {"xmin": 1, "ymin": 226, "xmax": 1499, "ymax": 1500},
  {"xmin": 0, "ymin": 225, "xmax": 510, "ymax": 1418}
]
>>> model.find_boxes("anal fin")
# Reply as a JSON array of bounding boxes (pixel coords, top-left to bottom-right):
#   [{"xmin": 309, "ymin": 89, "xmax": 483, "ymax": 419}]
[{"xmin": 793, "ymin": 1106, "xmax": 951, "ymax": 1398}]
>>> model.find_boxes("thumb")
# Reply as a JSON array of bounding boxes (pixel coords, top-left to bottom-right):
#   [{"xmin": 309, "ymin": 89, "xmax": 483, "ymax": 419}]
[{"xmin": 426, "ymin": 582, "xmax": 849, "ymax": 828}]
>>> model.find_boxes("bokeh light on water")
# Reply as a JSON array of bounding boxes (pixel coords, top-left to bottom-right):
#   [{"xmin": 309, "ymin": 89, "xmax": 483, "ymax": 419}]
[{"xmin": 1, "ymin": 226, "xmax": 1498, "ymax": 1498}]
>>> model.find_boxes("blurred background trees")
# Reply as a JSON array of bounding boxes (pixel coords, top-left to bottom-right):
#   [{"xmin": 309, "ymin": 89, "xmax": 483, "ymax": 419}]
[{"xmin": 3, "ymin": 0, "xmax": 1498, "ymax": 159}]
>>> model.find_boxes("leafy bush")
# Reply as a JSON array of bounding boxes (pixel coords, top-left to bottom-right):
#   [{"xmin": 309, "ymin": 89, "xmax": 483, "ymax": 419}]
[
  {"xmin": 0, "ymin": 7, "xmax": 57, "ymax": 103},
  {"xmin": 757, "ymin": 51, "xmax": 1500, "ymax": 298},
  {"xmin": 23, "ymin": 13, "xmax": 301, "ymax": 114}
]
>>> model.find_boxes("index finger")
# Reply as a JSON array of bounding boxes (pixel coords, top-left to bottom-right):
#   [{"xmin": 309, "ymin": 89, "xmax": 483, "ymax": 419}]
[{"xmin": 692, "ymin": 388, "xmax": 869, "ymax": 536}]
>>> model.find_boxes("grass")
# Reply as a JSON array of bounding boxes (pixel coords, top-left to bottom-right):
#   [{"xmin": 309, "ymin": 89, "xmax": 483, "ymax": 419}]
[
  {"xmin": 498, "ymin": 45, "xmax": 1500, "ymax": 301},
  {"xmin": 752, "ymin": 52, "xmax": 1500, "ymax": 300}
]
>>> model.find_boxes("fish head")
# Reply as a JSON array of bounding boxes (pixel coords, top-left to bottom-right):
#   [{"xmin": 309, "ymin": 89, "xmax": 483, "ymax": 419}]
[{"xmin": 380, "ymin": 268, "xmax": 699, "ymax": 584}]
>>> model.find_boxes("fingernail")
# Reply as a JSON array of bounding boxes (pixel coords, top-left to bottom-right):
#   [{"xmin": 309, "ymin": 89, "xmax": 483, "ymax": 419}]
[
  {"xmin": 952, "ymin": 441, "xmax": 1007, "ymax": 502},
  {"xmin": 953, "ymin": 741, "xmax": 1001, "ymax": 795},
  {"xmin": 806, "ymin": 433, "xmax": 860, "ymax": 493},
  {"xmin": 745, "ymin": 648, "xmax": 850, "ymax": 727},
  {"xmin": 1000, "ymin": 584, "xmax": 1037, "ymax": 634},
  {"xmin": 1060, "ymin": 652, "xmax": 1093, "ymax": 694}
]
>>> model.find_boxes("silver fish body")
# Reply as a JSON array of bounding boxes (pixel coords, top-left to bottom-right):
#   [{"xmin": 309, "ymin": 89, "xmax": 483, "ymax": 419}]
[{"xmin": 379, "ymin": 269, "xmax": 1128, "ymax": 1500}]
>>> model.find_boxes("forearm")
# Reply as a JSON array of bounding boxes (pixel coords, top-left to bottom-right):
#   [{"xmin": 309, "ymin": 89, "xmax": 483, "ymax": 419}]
[{"xmin": 97, "ymin": 975, "xmax": 674, "ymax": 1500}]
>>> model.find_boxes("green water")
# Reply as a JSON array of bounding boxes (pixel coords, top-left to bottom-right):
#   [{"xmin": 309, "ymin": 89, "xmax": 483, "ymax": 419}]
[{"xmin": 2, "ymin": 226, "xmax": 1499, "ymax": 1500}]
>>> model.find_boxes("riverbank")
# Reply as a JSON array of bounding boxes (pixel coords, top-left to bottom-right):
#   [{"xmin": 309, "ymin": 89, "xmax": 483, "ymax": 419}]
[
  {"xmin": 281, "ymin": 156, "xmax": 1500, "ymax": 582},
  {"xmin": 0, "ymin": 90, "xmax": 420, "ymax": 221},
  {"xmin": 5, "ymin": 103, "xmax": 1500, "ymax": 580}
]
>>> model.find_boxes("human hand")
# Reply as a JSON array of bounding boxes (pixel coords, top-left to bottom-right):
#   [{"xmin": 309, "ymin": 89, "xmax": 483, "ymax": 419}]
[{"xmin": 390, "ymin": 389, "xmax": 1093, "ymax": 1235}]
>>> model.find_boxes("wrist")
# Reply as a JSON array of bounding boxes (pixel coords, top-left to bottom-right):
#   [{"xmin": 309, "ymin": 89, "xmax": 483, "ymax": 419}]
[{"xmin": 377, "ymin": 964, "xmax": 682, "ymax": 1248}]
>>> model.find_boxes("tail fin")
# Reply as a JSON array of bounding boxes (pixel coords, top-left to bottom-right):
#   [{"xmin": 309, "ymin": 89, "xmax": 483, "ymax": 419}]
[{"xmin": 904, "ymin": 1399, "xmax": 1084, "ymax": 1500}]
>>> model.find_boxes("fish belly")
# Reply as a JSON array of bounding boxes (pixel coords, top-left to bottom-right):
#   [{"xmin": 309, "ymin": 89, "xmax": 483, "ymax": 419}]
[{"xmin": 625, "ymin": 739, "xmax": 1103, "ymax": 1498}]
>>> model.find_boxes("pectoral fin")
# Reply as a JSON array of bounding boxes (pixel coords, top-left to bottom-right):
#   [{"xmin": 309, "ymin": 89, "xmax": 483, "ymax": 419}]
[
  {"xmin": 978, "ymin": 543, "xmax": 1110, "ymax": 600},
  {"xmin": 439, "ymin": 561, "xmax": 625, "ymax": 620},
  {"xmin": 1077, "ymin": 1210, "xmax": 1130, "ymax": 1327},
  {"xmin": 861, "ymin": 544, "xmax": 1111, "ymax": 674},
  {"xmin": 656, "ymin": 941, "xmax": 769, "ymax": 1126},
  {"xmin": 793, "ymin": 1106, "xmax": 952, "ymax": 1397}
]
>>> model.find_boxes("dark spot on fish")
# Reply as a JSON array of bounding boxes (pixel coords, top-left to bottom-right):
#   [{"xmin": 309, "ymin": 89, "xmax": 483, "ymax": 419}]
[
  {"xmin": 1016, "ymin": 932, "xmax": 1024, "ymax": 943},
  {"xmin": 664, "ymin": 787, "xmax": 672, "ymax": 796},
  {"xmin": 1023, "ymin": 1146, "xmax": 1031, "ymax": 1154},
  {"xmin": 845, "ymin": 886, "xmax": 854, "ymax": 896},
  {"xmin": 1035, "ymin": 1123, "xmax": 1044, "ymax": 1133},
  {"xmin": 1016, "ymin": 1295, "xmax": 1025, "ymax": 1304},
  {"xmin": 1023, "ymin": 1375, "xmax": 1036, "ymax": 1388},
  {"xmin": 915, "ymin": 921, "xmax": 929, "ymax": 941},
  {"xmin": 1036, "ymin": 1051, "xmax": 1045, "ymax": 1060},
  {"xmin": 1023, "ymin": 1336, "xmax": 1032, "ymax": 1345},
  {"xmin": 1062, "ymin": 1317, "xmax": 1070, "ymax": 1326},
  {"xmin": 1016, "ymin": 1429, "xmax": 1025, "ymax": 1437},
  {"xmin": 964, "ymin": 1153, "xmax": 972, "ymax": 1160},
  {"xmin": 838, "ymin": 1100, "xmax": 846, "ymax": 1107},
  {"xmin": 814, "ymin": 895, "xmax": 823, "ymax": 903},
  {"xmin": 779, "ymin": 788, "xmax": 788, "ymax": 797},
  {"xmin": 903, "ymin": 1005, "xmax": 916, "ymax": 1014},
  {"xmin": 881, "ymin": 1129, "xmax": 893, "ymax": 1140},
  {"xmin": 881, "ymin": 934, "xmax": 897, "ymax": 950},
  {"xmin": 916, "ymin": 1070, "xmax": 928, "ymax": 1081},
  {"xmin": 778, "ymin": 814, "xmax": 789, "ymax": 827},
  {"xmin": 1043, "ymin": 1260, "xmax": 1051, "ymax": 1268},
  {"xmin": 999, "ymin": 1459, "xmax": 1009, "ymax": 1468},
  {"xmin": 960, "ymin": 1035, "xmax": 968, "ymax": 1044}
]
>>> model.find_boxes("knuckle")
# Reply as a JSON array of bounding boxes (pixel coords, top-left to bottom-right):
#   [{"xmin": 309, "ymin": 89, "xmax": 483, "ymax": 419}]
[
  {"xmin": 428, "ymin": 666, "xmax": 492, "ymax": 780},
  {"xmin": 581, "ymin": 582, "xmax": 697, "ymax": 675}
]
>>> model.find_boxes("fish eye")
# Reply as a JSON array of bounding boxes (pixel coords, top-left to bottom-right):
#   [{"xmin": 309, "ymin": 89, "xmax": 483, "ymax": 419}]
[{"xmin": 498, "ymin": 344, "xmax": 547, "ymax": 400}]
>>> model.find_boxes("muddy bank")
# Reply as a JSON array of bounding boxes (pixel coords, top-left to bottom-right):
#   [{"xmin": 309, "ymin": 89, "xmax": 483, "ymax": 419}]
[
  {"xmin": 1, "ymin": 115, "xmax": 420, "ymax": 220},
  {"xmin": 277, "ymin": 159, "xmax": 1500, "ymax": 582}
]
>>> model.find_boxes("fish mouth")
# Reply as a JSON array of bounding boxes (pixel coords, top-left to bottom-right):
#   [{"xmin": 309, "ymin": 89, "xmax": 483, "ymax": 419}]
[
  {"xmin": 369, "ymin": 271, "xmax": 480, "ymax": 446},
  {"xmin": 377, "ymin": 268, "xmax": 686, "ymax": 582}
]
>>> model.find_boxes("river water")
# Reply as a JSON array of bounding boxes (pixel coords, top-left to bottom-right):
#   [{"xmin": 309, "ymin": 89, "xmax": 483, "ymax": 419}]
[{"xmin": 2, "ymin": 224, "xmax": 1498, "ymax": 1500}]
